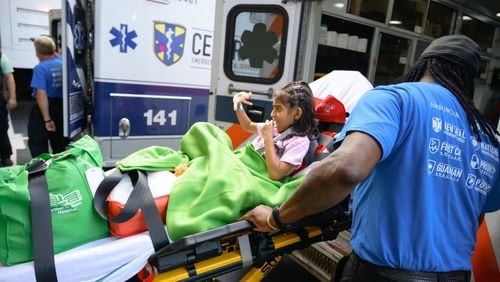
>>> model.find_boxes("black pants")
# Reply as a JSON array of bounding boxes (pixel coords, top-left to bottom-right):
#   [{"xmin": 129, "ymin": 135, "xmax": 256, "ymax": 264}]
[
  {"xmin": 336, "ymin": 252, "xmax": 471, "ymax": 282},
  {"xmin": 28, "ymin": 99, "xmax": 69, "ymax": 158},
  {"xmin": 0, "ymin": 96, "xmax": 13, "ymax": 159}
]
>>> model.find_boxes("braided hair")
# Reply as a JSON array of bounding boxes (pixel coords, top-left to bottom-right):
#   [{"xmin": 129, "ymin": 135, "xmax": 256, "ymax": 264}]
[
  {"xmin": 274, "ymin": 81, "xmax": 320, "ymax": 140},
  {"xmin": 402, "ymin": 57, "xmax": 499, "ymax": 146}
]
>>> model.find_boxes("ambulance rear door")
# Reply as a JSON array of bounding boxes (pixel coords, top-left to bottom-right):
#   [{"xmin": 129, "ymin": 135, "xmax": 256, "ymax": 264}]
[
  {"xmin": 61, "ymin": 0, "xmax": 87, "ymax": 138},
  {"xmin": 209, "ymin": 0, "xmax": 316, "ymax": 148}
]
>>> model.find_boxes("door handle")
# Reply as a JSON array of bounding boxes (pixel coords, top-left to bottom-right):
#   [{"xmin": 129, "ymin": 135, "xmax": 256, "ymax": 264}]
[
  {"xmin": 228, "ymin": 83, "xmax": 274, "ymax": 99},
  {"xmin": 118, "ymin": 118, "xmax": 130, "ymax": 138}
]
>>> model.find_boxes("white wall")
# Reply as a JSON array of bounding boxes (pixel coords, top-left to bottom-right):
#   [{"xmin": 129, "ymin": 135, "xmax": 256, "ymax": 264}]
[{"xmin": 0, "ymin": 0, "xmax": 60, "ymax": 69}]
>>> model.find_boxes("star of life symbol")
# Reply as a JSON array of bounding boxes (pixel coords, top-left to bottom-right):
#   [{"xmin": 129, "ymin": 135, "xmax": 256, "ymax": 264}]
[
  {"xmin": 466, "ymin": 174, "xmax": 476, "ymax": 189},
  {"xmin": 74, "ymin": 21, "xmax": 85, "ymax": 55},
  {"xmin": 427, "ymin": 159, "xmax": 436, "ymax": 175},
  {"xmin": 110, "ymin": 24, "xmax": 138, "ymax": 53},
  {"xmin": 428, "ymin": 138, "xmax": 440, "ymax": 154},
  {"xmin": 432, "ymin": 117, "xmax": 442, "ymax": 133},
  {"xmin": 470, "ymin": 154, "xmax": 480, "ymax": 169}
]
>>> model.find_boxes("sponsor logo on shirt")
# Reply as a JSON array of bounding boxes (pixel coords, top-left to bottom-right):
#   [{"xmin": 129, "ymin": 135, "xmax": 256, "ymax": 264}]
[
  {"xmin": 480, "ymin": 142, "xmax": 499, "ymax": 162},
  {"xmin": 440, "ymin": 141, "xmax": 462, "ymax": 161},
  {"xmin": 466, "ymin": 174, "xmax": 492, "ymax": 195},
  {"xmin": 430, "ymin": 102, "xmax": 460, "ymax": 118},
  {"xmin": 470, "ymin": 136, "xmax": 480, "ymax": 151},
  {"xmin": 443, "ymin": 122, "xmax": 465, "ymax": 143},
  {"xmin": 429, "ymin": 138, "xmax": 440, "ymax": 154},
  {"xmin": 428, "ymin": 138, "xmax": 461, "ymax": 161},
  {"xmin": 427, "ymin": 159, "xmax": 463, "ymax": 182},
  {"xmin": 470, "ymin": 154, "xmax": 496, "ymax": 179},
  {"xmin": 432, "ymin": 117, "xmax": 442, "ymax": 133},
  {"xmin": 427, "ymin": 159, "xmax": 436, "ymax": 175}
]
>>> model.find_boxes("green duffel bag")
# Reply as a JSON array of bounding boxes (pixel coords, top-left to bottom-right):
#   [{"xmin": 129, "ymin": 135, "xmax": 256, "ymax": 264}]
[{"xmin": 0, "ymin": 135, "xmax": 109, "ymax": 266}]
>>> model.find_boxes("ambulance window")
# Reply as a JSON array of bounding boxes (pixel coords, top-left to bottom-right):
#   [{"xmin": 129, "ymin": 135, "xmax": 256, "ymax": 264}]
[{"xmin": 224, "ymin": 5, "xmax": 288, "ymax": 84}]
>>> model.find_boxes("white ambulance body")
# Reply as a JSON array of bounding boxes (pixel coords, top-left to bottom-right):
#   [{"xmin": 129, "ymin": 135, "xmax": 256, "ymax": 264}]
[{"xmin": 60, "ymin": 0, "xmax": 215, "ymax": 166}]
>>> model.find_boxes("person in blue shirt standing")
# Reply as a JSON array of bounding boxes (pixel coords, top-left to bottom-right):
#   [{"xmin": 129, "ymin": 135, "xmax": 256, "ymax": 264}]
[
  {"xmin": 242, "ymin": 34, "xmax": 500, "ymax": 282},
  {"xmin": 28, "ymin": 35, "xmax": 68, "ymax": 157}
]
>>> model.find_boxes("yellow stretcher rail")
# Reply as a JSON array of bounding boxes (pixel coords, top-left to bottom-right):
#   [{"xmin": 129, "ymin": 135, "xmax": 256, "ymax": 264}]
[{"xmin": 149, "ymin": 201, "xmax": 351, "ymax": 282}]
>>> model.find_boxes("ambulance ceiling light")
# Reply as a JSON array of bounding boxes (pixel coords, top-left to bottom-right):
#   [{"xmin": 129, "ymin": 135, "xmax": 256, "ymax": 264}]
[
  {"xmin": 496, "ymin": 12, "xmax": 500, "ymax": 17},
  {"xmin": 334, "ymin": 3, "xmax": 345, "ymax": 9},
  {"xmin": 462, "ymin": 15, "xmax": 472, "ymax": 21},
  {"xmin": 389, "ymin": 20, "xmax": 402, "ymax": 25}
]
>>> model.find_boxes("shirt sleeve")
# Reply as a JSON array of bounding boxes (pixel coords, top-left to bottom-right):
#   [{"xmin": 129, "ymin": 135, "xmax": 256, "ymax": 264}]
[
  {"xmin": 30, "ymin": 65, "xmax": 47, "ymax": 91},
  {"xmin": 0, "ymin": 55, "xmax": 14, "ymax": 74},
  {"xmin": 333, "ymin": 87, "xmax": 402, "ymax": 161},
  {"xmin": 280, "ymin": 136, "xmax": 310, "ymax": 168}
]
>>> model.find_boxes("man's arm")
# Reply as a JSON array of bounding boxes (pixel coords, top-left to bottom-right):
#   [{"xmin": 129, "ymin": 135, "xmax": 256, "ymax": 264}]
[
  {"xmin": 4, "ymin": 73, "xmax": 17, "ymax": 110},
  {"xmin": 35, "ymin": 89, "xmax": 56, "ymax": 132},
  {"xmin": 241, "ymin": 131, "xmax": 382, "ymax": 232}
]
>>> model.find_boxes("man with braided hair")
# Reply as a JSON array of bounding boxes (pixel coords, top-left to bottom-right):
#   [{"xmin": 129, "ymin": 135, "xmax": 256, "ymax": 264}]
[{"xmin": 242, "ymin": 34, "xmax": 500, "ymax": 281}]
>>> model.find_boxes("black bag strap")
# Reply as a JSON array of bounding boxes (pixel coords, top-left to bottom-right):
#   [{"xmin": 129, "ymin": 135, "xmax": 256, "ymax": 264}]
[
  {"xmin": 27, "ymin": 159, "xmax": 58, "ymax": 282},
  {"xmin": 93, "ymin": 169, "xmax": 169, "ymax": 250}
]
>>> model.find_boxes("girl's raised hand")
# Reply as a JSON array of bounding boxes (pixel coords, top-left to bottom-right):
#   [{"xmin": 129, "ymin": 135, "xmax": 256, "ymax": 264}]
[{"xmin": 233, "ymin": 91, "xmax": 253, "ymax": 111}]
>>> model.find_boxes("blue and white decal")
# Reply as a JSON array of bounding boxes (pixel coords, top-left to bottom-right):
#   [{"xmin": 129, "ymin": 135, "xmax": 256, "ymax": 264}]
[
  {"xmin": 109, "ymin": 24, "xmax": 138, "ymax": 53},
  {"xmin": 62, "ymin": 0, "xmax": 86, "ymax": 138}
]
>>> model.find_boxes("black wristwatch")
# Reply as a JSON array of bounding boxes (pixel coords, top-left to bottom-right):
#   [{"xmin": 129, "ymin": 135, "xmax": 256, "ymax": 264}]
[{"xmin": 272, "ymin": 206, "xmax": 289, "ymax": 230}]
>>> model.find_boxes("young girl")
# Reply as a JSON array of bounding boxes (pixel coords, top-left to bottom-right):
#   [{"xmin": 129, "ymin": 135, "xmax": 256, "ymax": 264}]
[{"xmin": 233, "ymin": 81, "xmax": 319, "ymax": 180}]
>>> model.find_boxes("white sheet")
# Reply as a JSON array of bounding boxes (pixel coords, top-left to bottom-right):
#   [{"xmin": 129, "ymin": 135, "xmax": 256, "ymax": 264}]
[{"xmin": 0, "ymin": 233, "xmax": 154, "ymax": 282}]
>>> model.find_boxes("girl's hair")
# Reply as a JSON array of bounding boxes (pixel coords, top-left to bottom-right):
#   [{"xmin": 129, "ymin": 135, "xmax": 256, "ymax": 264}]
[
  {"xmin": 274, "ymin": 81, "xmax": 319, "ymax": 139},
  {"xmin": 402, "ymin": 57, "xmax": 499, "ymax": 146}
]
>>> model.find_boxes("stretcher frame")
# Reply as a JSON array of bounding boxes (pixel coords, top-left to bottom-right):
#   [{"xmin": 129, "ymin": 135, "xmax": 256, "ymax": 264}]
[{"xmin": 149, "ymin": 198, "xmax": 351, "ymax": 281}]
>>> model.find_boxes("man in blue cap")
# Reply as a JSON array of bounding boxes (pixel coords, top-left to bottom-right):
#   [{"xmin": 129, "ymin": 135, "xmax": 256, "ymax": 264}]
[{"xmin": 242, "ymin": 34, "xmax": 500, "ymax": 282}]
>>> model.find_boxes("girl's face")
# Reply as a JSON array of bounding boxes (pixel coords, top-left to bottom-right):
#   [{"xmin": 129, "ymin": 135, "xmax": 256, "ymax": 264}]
[{"xmin": 271, "ymin": 97, "xmax": 302, "ymax": 133}]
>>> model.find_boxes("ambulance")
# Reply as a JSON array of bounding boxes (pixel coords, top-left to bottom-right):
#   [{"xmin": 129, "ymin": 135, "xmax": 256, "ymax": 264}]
[
  {"xmin": 55, "ymin": 0, "xmax": 499, "ymax": 280},
  {"xmin": 56, "ymin": 0, "xmax": 216, "ymax": 166}
]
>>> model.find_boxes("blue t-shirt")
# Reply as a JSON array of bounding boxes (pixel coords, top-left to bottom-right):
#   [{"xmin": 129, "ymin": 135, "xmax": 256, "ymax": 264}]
[
  {"xmin": 334, "ymin": 82, "xmax": 500, "ymax": 272},
  {"xmin": 30, "ymin": 55, "xmax": 63, "ymax": 98}
]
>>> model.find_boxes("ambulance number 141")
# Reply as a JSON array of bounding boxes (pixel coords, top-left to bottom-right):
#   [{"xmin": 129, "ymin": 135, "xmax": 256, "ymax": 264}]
[{"xmin": 143, "ymin": 109, "xmax": 177, "ymax": 126}]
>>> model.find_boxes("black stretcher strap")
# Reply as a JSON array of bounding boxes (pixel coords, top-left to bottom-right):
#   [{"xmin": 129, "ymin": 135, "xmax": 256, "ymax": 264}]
[
  {"xmin": 28, "ymin": 160, "xmax": 58, "ymax": 282},
  {"xmin": 93, "ymin": 169, "xmax": 169, "ymax": 251}
]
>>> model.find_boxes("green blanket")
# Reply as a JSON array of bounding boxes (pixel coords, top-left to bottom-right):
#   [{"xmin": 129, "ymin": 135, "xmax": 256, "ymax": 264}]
[{"xmin": 166, "ymin": 122, "xmax": 305, "ymax": 240}]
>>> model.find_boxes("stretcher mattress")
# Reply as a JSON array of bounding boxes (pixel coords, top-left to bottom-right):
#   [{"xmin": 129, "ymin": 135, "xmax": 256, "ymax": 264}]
[{"xmin": 0, "ymin": 233, "xmax": 154, "ymax": 282}]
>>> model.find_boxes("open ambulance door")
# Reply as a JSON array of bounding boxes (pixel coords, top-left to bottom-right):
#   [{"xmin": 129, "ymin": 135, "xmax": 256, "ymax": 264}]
[
  {"xmin": 61, "ymin": 0, "xmax": 87, "ymax": 138},
  {"xmin": 209, "ymin": 0, "xmax": 316, "ymax": 149}
]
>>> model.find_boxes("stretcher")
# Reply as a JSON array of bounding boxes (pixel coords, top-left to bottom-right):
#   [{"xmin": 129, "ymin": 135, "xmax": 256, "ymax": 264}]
[
  {"xmin": 148, "ymin": 198, "xmax": 351, "ymax": 281},
  {"xmin": 0, "ymin": 71, "xmax": 372, "ymax": 281}
]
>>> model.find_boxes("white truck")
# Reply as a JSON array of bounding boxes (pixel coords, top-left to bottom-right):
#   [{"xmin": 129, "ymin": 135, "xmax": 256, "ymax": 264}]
[{"xmin": 0, "ymin": 0, "xmax": 61, "ymax": 69}]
